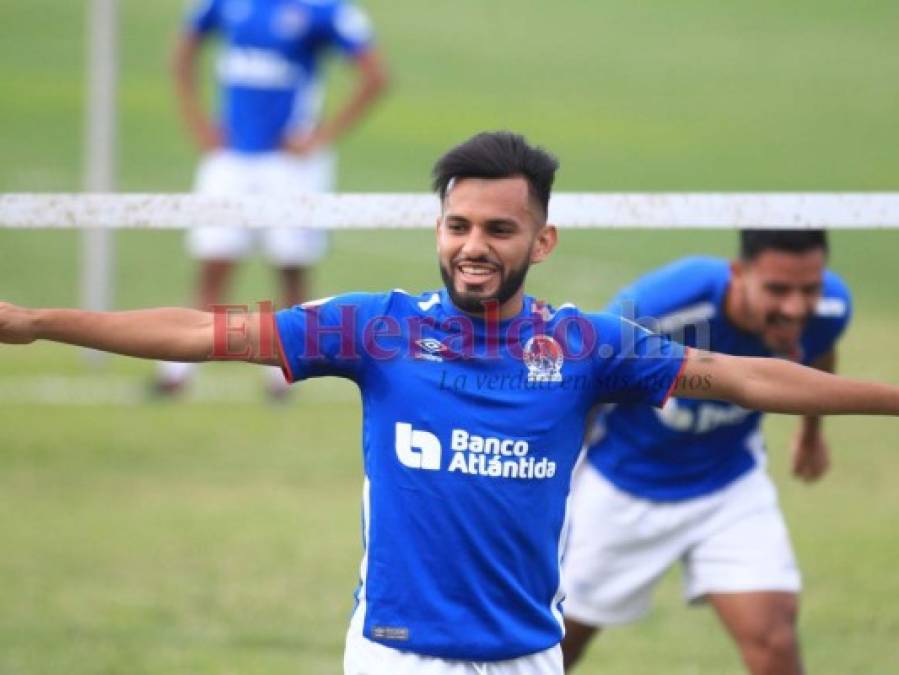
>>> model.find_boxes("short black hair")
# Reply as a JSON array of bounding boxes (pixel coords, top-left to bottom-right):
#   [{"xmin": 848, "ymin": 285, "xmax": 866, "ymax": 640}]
[
  {"xmin": 740, "ymin": 229, "xmax": 829, "ymax": 260},
  {"xmin": 431, "ymin": 131, "xmax": 559, "ymax": 218}
]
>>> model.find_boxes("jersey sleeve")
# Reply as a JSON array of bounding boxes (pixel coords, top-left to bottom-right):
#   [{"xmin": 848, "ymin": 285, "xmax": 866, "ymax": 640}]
[
  {"xmin": 591, "ymin": 313, "xmax": 688, "ymax": 407},
  {"xmin": 275, "ymin": 292, "xmax": 383, "ymax": 383},
  {"xmin": 185, "ymin": 0, "xmax": 222, "ymax": 35},
  {"xmin": 320, "ymin": 2, "xmax": 375, "ymax": 57}
]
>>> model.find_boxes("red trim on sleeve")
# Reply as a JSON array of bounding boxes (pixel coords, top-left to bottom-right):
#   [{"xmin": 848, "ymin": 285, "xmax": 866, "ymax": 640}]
[
  {"xmin": 273, "ymin": 316, "xmax": 296, "ymax": 384},
  {"xmin": 659, "ymin": 346, "xmax": 691, "ymax": 408}
]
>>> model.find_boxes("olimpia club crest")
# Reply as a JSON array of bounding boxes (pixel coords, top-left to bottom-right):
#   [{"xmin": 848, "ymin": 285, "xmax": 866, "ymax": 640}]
[{"xmin": 523, "ymin": 335, "xmax": 564, "ymax": 383}]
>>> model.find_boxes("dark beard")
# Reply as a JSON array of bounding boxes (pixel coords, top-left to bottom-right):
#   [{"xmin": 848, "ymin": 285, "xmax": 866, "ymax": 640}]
[{"xmin": 439, "ymin": 258, "xmax": 531, "ymax": 315}]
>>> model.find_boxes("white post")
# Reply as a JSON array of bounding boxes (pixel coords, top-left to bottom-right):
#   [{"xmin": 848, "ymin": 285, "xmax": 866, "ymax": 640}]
[{"xmin": 82, "ymin": 0, "xmax": 118, "ymax": 365}]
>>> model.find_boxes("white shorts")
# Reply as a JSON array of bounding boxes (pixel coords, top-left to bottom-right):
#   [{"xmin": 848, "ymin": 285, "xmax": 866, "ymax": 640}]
[
  {"xmin": 562, "ymin": 462, "xmax": 801, "ymax": 627},
  {"xmin": 343, "ymin": 608, "xmax": 563, "ymax": 675},
  {"xmin": 187, "ymin": 149, "xmax": 335, "ymax": 266}
]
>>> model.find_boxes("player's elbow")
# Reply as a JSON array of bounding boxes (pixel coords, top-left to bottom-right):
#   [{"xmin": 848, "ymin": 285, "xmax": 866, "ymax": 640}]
[
  {"xmin": 719, "ymin": 357, "xmax": 766, "ymax": 410},
  {"xmin": 728, "ymin": 381, "xmax": 760, "ymax": 411},
  {"xmin": 170, "ymin": 33, "xmax": 199, "ymax": 79},
  {"xmin": 172, "ymin": 313, "xmax": 216, "ymax": 363},
  {"xmin": 727, "ymin": 358, "xmax": 805, "ymax": 414},
  {"xmin": 683, "ymin": 351, "xmax": 755, "ymax": 407},
  {"xmin": 367, "ymin": 68, "xmax": 390, "ymax": 100},
  {"xmin": 358, "ymin": 52, "xmax": 390, "ymax": 96}
]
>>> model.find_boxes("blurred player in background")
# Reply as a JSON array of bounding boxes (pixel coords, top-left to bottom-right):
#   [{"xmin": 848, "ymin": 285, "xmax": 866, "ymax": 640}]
[
  {"xmin": 3, "ymin": 134, "xmax": 898, "ymax": 674},
  {"xmin": 155, "ymin": 0, "xmax": 389, "ymax": 397},
  {"xmin": 562, "ymin": 231, "xmax": 850, "ymax": 675}
]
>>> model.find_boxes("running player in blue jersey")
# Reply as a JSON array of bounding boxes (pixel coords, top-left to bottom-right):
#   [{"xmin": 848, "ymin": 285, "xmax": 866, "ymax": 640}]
[
  {"xmin": 2, "ymin": 133, "xmax": 898, "ymax": 674},
  {"xmin": 156, "ymin": 0, "xmax": 388, "ymax": 397},
  {"xmin": 561, "ymin": 232, "xmax": 851, "ymax": 675}
]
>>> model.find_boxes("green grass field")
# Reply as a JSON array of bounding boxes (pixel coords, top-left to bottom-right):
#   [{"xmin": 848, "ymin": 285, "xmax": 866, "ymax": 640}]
[{"xmin": 1, "ymin": 1, "xmax": 898, "ymax": 673}]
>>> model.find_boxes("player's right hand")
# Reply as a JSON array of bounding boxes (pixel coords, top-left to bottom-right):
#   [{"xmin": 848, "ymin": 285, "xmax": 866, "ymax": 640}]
[{"xmin": 0, "ymin": 302, "xmax": 37, "ymax": 344}]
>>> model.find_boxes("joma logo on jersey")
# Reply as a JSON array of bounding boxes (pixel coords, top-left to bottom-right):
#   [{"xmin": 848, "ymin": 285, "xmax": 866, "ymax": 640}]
[
  {"xmin": 394, "ymin": 423, "xmax": 556, "ymax": 480},
  {"xmin": 414, "ymin": 338, "xmax": 448, "ymax": 362}
]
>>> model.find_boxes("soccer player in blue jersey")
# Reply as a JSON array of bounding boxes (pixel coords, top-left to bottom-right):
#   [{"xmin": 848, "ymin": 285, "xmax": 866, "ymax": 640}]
[
  {"xmin": 2, "ymin": 133, "xmax": 898, "ymax": 674},
  {"xmin": 156, "ymin": 0, "xmax": 388, "ymax": 396},
  {"xmin": 561, "ymin": 232, "xmax": 853, "ymax": 675}
]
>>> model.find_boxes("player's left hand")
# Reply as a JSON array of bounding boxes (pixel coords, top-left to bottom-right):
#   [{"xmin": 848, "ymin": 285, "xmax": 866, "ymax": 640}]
[{"xmin": 791, "ymin": 429, "xmax": 831, "ymax": 482}]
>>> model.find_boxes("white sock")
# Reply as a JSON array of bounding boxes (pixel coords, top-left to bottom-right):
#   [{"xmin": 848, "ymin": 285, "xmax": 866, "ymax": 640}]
[
  {"xmin": 156, "ymin": 360, "xmax": 197, "ymax": 385},
  {"xmin": 265, "ymin": 365, "xmax": 290, "ymax": 393}
]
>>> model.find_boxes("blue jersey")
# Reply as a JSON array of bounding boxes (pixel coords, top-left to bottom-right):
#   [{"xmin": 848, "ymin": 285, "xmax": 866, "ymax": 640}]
[
  {"xmin": 186, "ymin": 0, "xmax": 374, "ymax": 153},
  {"xmin": 586, "ymin": 257, "xmax": 852, "ymax": 502},
  {"xmin": 275, "ymin": 289, "xmax": 686, "ymax": 660}
]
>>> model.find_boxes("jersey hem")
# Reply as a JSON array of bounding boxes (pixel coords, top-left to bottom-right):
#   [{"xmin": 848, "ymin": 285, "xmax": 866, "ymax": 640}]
[
  {"xmin": 593, "ymin": 458, "xmax": 757, "ymax": 503},
  {"xmin": 273, "ymin": 315, "xmax": 296, "ymax": 383},
  {"xmin": 362, "ymin": 633, "xmax": 562, "ymax": 663}
]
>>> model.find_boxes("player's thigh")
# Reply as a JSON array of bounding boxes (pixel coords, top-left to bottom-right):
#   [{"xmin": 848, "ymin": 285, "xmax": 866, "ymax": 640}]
[
  {"xmin": 187, "ymin": 228, "xmax": 255, "ymax": 261},
  {"xmin": 262, "ymin": 227, "xmax": 328, "ymax": 267},
  {"xmin": 188, "ymin": 151, "xmax": 256, "ymax": 260},
  {"xmin": 266, "ymin": 149, "xmax": 337, "ymax": 193},
  {"xmin": 707, "ymin": 590, "xmax": 799, "ymax": 647},
  {"xmin": 562, "ymin": 464, "xmax": 689, "ymax": 626},
  {"xmin": 682, "ymin": 470, "xmax": 801, "ymax": 603},
  {"xmin": 260, "ymin": 151, "xmax": 335, "ymax": 266}
]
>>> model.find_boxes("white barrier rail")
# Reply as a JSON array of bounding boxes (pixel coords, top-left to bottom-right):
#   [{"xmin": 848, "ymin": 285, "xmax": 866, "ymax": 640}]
[{"xmin": 2, "ymin": 193, "xmax": 899, "ymax": 229}]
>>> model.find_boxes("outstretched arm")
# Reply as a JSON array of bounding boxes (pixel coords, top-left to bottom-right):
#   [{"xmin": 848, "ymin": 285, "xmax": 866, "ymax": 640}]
[
  {"xmin": 0, "ymin": 302, "xmax": 280, "ymax": 366},
  {"xmin": 674, "ymin": 348, "xmax": 899, "ymax": 416}
]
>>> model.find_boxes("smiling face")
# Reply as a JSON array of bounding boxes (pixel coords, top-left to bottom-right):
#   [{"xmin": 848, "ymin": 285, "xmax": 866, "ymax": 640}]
[
  {"xmin": 436, "ymin": 176, "xmax": 557, "ymax": 319},
  {"xmin": 729, "ymin": 247, "xmax": 827, "ymax": 356}
]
